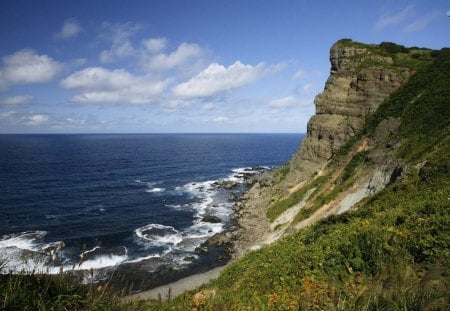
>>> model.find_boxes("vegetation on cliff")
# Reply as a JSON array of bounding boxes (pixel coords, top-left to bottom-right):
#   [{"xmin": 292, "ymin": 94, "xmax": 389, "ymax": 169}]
[{"xmin": 1, "ymin": 41, "xmax": 448, "ymax": 310}]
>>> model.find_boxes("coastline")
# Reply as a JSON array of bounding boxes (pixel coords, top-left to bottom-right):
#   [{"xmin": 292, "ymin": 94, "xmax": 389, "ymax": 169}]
[{"xmin": 123, "ymin": 168, "xmax": 276, "ymax": 301}]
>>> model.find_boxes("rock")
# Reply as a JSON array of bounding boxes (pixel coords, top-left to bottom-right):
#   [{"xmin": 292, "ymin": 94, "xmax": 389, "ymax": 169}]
[
  {"xmin": 202, "ymin": 232, "xmax": 231, "ymax": 247},
  {"xmin": 289, "ymin": 40, "xmax": 412, "ymax": 182},
  {"xmin": 183, "ymin": 256, "xmax": 196, "ymax": 262},
  {"xmin": 201, "ymin": 215, "xmax": 221, "ymax": 223}
]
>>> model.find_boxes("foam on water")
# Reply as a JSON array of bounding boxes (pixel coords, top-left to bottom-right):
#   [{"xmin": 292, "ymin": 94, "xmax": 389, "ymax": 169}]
[
  {"xmin": 145, "ymin": 187, "xmax": 166, "ymax": 193},
  {"xmin": 131, "ymin": 167, "xmax": 259, "ymax": 267},
  {"xmin": 1, "ymin": 167, "xmax": 264, "ymax": 275},
  {"xmin": 0, "ymin": 231, "xmax": 47, "ymax": 251},
  {"xmin": 75, "ymin": 254, "xmax": 128, "ymax": 270},
  {"xmin": 136, "ymin": 224, "xmax": 183, "ymax": 246}
]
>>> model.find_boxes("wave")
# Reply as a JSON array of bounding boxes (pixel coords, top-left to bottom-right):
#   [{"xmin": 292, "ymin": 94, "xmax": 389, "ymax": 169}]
[
  {"xmin": 74, "ymin": 246, "xmax": 128, "ymax": 270},
  {"xmin": 132, "ymin": 167, "xmax": 263, "ymax": 267},
  {"xmin": 0, "ymin": 230, "xmax": 47, "ymax": 251},
  {"xmin": 0, "ymin": 231, "xmax": 129, "ymax": 274},
  {"xmin": 145, "ymin": 187, "xmax": 166, "ymax": 193},
  {"xmin": 136, "ymin": 224, "xmax": 183, "ymax": 246}
]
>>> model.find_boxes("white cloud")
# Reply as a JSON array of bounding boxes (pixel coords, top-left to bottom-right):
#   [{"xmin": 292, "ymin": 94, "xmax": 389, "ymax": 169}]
[
  {"xmin": 403, "ymin": 11, "xmax": 441, "ymax": 33},
  {"xmin": 269, "ymin": 96, "xmax": 297, "ymax": 108},
  {"xmin": 61, "ymin": 67, "xmax": 134, "ymax": 90},
  {"xmin": 303, "ymin": 83, "xmax": 313, "ymax": 92},
  {"xmin": 269, "ymin": 95, "xmax": 313, "ymax": 109},
  {"xmin": 202, "ymin": 103, "xmax": 217, "ymax": 110},
  {"xmin": 145, "ymin": 42, "xmax": 203, "ymax": 71},
  {"xmin": 0, "ymin": 95, "xmax": 33, "ymax": 105},
  {"xmin": 213, "ymin": 116, "xmax": 229, "ymax": 123},
  {"xmin": 55, "ymin": 18, "xmax": 82, "ymax": 39},
  {"xmin": 26, "ymin": 114, "xmax": 49, "ymax": 125},
  {"xmin": 374, "ymin": 5, "xmax": 415, "ymax": 31},
  {"xmin": 0, "ymin": 49, "xmax": 62, "ymax": 86},
  {"xmin": 61, "ymin": 67, "xmax": 167, "ymax": 104},
  {"xmin": 98, "ymin": 22, "xmax": 141, "ymax": 63},
  {"xmin": 142, "ymin": 37, "xmax": 167, "ymax": 53},
  {"xmin": 0, "ymin": 111, "xmax": 15, "ymax": 118},
  {"xmin": 173, "ymin": 61, "xmax": 266, "ymax": 98},
  {"xmin": 293, "ymin": 69, "xmax": 305, "ymax": 80}
]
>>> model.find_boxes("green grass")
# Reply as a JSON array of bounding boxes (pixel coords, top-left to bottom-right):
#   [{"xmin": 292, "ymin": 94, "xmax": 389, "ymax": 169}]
[
  {"xmin": 266, "ymin": 175, "xmax": 328, "ymax": 222},
  {"xmin": 275, "ymin": 163, "xmax": 290, "ymax": 181},
  {"xmin": 0, "ymin": 272, "xmax": 125, "ymax": 310}
]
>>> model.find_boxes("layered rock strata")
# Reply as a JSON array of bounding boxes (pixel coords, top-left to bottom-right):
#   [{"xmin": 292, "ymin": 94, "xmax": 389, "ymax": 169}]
[{"xmin": 290, "ymin": 41, "xmax": 412, "ymax": 181}]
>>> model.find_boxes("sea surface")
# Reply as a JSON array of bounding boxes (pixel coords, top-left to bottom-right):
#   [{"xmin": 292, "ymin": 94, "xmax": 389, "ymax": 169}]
[{"xmin": 0, "ymin": 133, "xmax": 303, "ymax": 288}]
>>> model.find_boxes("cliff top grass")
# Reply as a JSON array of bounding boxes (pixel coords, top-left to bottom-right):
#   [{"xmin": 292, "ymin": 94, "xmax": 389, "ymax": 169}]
[{"xmin": 336, "ymin": 39, "xmax": 434, "ymax": 70}]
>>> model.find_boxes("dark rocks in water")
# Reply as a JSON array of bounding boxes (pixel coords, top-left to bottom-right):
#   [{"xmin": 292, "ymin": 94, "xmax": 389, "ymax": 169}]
[
  {"xmin": 195, "ymin": 246, "xmax": 208, "ymax": 254},
  {"xmin": 214, "ymin": 180, "xmax": 238, "ymax": 189},
  {"xmin": 40, "ymin": 241, "xmax": 65, "ymax": 257},
  {"xmin": 183, "ymin": 256, "xmax": 196, "ymax": 262},
  {"xmin": 141, "ymin": 226, "xmax": 177, "ymax": 239},
  {"xmin": 201, "ymin": 232, "xmax": 231, "ymax": 247},
  {"xmin": 202, "ymin": 215, "xmax": 222, "ymax": 223}
]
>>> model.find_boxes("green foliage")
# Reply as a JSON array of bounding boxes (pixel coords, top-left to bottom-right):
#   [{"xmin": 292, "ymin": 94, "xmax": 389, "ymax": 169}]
[
  {"xmin": 276, "ymin": 163, "xmax": 290, "ymax": 181},
  {"xmin": 364, "ymin": 48, "xmax": 450, "ymax": 163},
  {"xmin": 379, "ymin": 41, "xmax": 409, "ymax": 54},
  {"xmin": 266, "ymin": 175, "xmax": 328, "ymax": 222},
  {"xmin": 0, "ymin": 272, "xmax": 125, "ymax": 310},
  {"xmin": 340, "ymin": 151, "xmax": 367, "ymax": 184}
]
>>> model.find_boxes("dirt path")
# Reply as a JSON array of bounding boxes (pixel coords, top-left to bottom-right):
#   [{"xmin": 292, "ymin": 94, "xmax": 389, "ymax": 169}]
[{"xmin": 122, "ymin": 265, "xmax": 227, "ymax": 302}]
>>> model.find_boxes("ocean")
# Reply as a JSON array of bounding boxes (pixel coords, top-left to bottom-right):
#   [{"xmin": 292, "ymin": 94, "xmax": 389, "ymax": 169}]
[{"xmin": 0, "ymin": 133, "xmax": 303, "ymax": 289}]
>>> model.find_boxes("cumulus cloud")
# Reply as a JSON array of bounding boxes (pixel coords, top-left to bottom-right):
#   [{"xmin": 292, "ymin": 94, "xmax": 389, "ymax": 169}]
[
  {"xmin": 142, "ymin": 37, "xmax": 167, "ymax": 53},
  {"xmin": 403, "ymin": 11, "xmax": 441, "ymax": 32},
  {"xmin": 293, "ymin": 69, "xmax": 305, "ymax": 80},
  {"xmin": 61, "ymin": 67, "xmax": 167, "ymax": 104},
  {"xmin": 26, "ymin": 114, "xmax": 49, "ymax": 125},
  {"xmin": 269, "ymin": 95, "xmax": 313, "ymax": 109},
  {"xmin": 55, "ymin": 18, "xmax": 82, "ymax": 39},
  {"xmin": 98, "ymin": 22, "xmax": 141, "ymax": 63},
  {"xmin": 144, "ymin": 42, "xmax": 203, "ymax": 71},
  {"xmin": 0, "ymin": 49, "xmax": 62, "ymax": 87},
  {"xmin": 0, "ymin": 95, "xmax": 33, "ymax": 105},
  {"xmin": 269, "ymin": 96, "xmax": 297, "ymax": 108},
  {"xmin": 374, "ymin": 5, "xmax": 415, "ymax": 31},
  {"xmin": 173, "ymin": 61, "xmax": 266, "ymax": 98}
]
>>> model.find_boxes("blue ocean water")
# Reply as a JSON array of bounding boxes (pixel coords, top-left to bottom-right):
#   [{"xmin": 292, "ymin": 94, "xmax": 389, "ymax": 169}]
[{"xmin": 0, "ymin": 133, "xmax": 303, "ymax": 283}]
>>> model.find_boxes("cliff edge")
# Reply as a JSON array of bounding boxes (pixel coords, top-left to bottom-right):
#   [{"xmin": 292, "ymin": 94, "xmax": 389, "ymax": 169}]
[{"xmin": 290, "ymin": 40, "xmax": 412, "ymax": 181}]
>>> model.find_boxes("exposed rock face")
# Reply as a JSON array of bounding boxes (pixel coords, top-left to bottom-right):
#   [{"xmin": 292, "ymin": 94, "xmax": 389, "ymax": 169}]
[{"xmin": 290, "ymin": 42, "xmax": 412, "ymax": 181}]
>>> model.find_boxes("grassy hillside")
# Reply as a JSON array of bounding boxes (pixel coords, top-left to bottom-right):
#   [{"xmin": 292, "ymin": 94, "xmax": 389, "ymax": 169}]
[
  {"xmin": 145, "ymin": 46, "xmax": 450, "ymax": 310},
  {"xmin": 1, "ymin": 44, "xmax": 448, "ymax": 311}
]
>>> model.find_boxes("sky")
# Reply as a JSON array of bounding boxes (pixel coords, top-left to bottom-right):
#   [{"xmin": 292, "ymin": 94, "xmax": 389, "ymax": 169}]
[{"xmin": 0, "ymin": 0, "xmax": 448, "ymax": 133}]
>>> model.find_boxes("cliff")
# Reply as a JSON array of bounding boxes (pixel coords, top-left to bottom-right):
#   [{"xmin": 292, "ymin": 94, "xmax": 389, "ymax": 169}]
[{"xmin": 290, "ymin": 40, "xmax": 412, "ymax": 181}]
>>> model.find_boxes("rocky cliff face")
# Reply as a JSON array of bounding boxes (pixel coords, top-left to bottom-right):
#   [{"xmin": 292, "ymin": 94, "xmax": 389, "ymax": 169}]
[{"xmin": 290, "ymin": 41, "xmax": 412, "ymax": 181}]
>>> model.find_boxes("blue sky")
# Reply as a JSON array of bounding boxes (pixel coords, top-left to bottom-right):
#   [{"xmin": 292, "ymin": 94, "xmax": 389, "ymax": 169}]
[{"xmin": 0, "ymin": 0, "xmax": 448, "ymax": 133}]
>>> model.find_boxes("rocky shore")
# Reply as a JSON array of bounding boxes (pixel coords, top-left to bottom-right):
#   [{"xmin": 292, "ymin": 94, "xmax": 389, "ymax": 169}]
[{"xmin": 201, "ymin": 167, "xmax": 276, "ymax": 259}]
